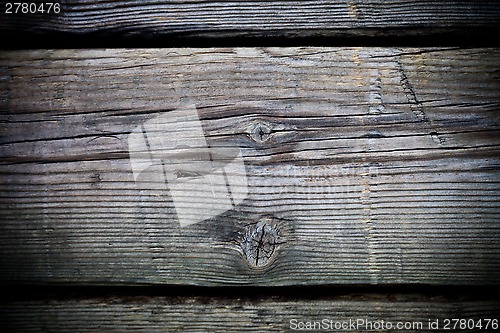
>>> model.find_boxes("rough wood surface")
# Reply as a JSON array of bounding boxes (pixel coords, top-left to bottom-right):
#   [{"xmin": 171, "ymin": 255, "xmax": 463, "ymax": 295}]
[
  {"xmin": 0, "ymin": 48, "xmax": 499, "ymax": 286},
  {"xmin": 1, "ymin": 1, "xmax": 500, "ymax": 42},
  {"xmin": 1, "ymin": 291, "xmax": 499, "ymax": 332}
]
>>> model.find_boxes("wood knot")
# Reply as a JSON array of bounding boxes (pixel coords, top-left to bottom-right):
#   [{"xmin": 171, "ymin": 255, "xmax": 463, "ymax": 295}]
[
  {"xmin": 241, "ymin": 217, "xmax": 285, "ymax": 268},
  {"xmin": 250, "ymin": 123, "xmax": 271, "ymax": 143}
]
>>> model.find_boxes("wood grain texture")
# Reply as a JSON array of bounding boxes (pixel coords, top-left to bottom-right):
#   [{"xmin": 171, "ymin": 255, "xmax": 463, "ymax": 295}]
[
  {"xmin": 1, "ymin": 1, "xmax": 500, "ymax": 42},
  {"xmin": 1, "ymin": 292, "xmax": 499, "ymax": 332},
  {"xmin": 0, "ymin": 48, "xmax": 499, "ymax": 286}
]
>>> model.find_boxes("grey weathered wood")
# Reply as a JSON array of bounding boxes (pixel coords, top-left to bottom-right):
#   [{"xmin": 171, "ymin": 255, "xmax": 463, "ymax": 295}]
[
  {"xmin": 0, "ymin": 48, "xmax": 499, "ymax": 286},
  {"xmin": 1, "ymin": 1, "xmax": 500, "ymax": 41},
  {"xmin": 1, "ymin": 292, "xmax": 499, "ymax": 332}
]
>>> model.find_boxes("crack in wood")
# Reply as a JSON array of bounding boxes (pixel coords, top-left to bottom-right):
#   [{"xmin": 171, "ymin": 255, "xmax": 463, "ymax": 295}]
[
  {"xmin": 397, "ymin": 58, "xmax": 447, "ymax": 146},
  {"xmin": 368, "ymin": 73, "xmax": 384, "ymax": 115}
]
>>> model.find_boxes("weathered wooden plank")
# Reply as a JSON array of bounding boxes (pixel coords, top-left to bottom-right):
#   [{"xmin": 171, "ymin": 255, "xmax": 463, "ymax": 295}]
[
  {"xmin": 0, "ymin": 48, "xmax": 499, "ymax": 286},
  {"xmin": 1, "ymin": 1, "xmax": 500, "ymax": 45},
  {"xmin": 1, "ymin": 290, "xmax": 499, "ymax": 332}
]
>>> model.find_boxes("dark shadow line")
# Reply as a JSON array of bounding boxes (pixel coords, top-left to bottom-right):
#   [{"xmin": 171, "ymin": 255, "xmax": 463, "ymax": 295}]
[
  {"xmin": 1, "ymin": 284, "xmax": 499, "ymax": 302},
  {"xmin": 2, "ymin": 27, "xmax": 500, "ymax": 49}
]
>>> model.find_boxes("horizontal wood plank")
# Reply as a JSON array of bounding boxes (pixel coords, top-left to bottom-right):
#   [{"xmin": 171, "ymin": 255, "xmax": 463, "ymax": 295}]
[
  {"xmin": 0, "ymin": 48, "xmax": 499, "ymax": 286},
  {"xmin": 1, "ymin": 1, "xmax": 500, "ymax": 44},
  {"xmin": 1, "ymin": 291, "xmax": 499, "ymax": 332}
]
